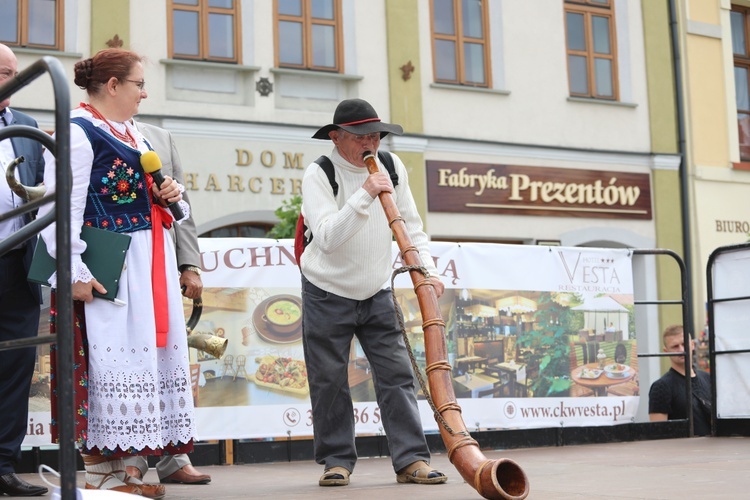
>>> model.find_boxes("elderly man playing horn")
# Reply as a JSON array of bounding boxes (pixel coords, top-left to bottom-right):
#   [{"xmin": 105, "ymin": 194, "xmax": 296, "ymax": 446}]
[
  {"xmin": 300, "ymin": 98, "xmax": 447, "ymax": 487},
  {"xmin": 0, "ymin": 43, "xmax": 48, "ymax": 497}
]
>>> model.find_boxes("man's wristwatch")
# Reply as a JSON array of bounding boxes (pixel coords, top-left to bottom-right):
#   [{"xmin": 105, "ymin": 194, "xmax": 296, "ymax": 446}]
[{"xmin": 180, "ymin": 265, "xmax": 202, "ymax": 276}]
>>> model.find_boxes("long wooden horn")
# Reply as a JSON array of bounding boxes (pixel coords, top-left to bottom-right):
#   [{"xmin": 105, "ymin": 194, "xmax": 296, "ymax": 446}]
[{"xmin": 363, "ymin": 151, "xmax": 529, "ymax": 500}]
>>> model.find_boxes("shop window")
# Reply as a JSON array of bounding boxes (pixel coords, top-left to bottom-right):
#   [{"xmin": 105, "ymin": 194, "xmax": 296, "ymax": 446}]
[
  {"xmin": 168, "ymin": 0, "xmax": 241, "ymax": 63},
  {"xmin": 0, "ymin": 0, "xmax": 64, "ymax": 50},
  {"xmin": 564, "ymin": 0, "xmax": 618, "ymax": 100},
  {"xmin": 731, "ymin": 5, "xmax": 750, "ymax": 161},
  {"xmin": 201, "ymin": 223, "xmax": 273, "ymax": 238},
  {"xmin": 275, "ymin": 0, "xmax": 342, "ymax": 72},
  {"xmin": 430, "ymin": 0, "xmax": 491, "ymax": 87}
]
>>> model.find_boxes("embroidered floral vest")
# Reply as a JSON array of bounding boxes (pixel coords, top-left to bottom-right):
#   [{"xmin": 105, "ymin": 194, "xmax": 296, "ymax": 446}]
[{"xmin": 73, "ymin": 117, "xmax": 153, "ymax": 233}]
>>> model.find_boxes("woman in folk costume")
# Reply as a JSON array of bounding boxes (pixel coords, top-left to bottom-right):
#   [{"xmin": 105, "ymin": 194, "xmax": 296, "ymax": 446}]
[{"xmin": 38, "ymin": 49, "xmax": 195, "ymax": 498}]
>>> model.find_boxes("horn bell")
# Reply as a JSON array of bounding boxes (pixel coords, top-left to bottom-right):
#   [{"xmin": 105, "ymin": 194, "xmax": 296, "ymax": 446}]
[
  {"xmin": 5, "ymin": 156, "xmax": 47, "ymax": 201},
  {"xmin": 187, "ymin": 332, "xmax": 228, "ymax": 359},
  {"xmin": 184, "ymin": 296, "xmax": 228, "ymax": 358}
]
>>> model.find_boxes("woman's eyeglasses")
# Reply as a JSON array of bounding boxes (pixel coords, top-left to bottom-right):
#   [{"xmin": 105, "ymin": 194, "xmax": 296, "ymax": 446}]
[{"xmin": 123, "ymin": 79, "xmax": 146, "ymax": 91}]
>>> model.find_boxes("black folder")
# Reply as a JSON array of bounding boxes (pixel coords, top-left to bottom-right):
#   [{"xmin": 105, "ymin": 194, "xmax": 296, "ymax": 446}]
[{"xmin": 28, "ymin": 226, "xmax": 131, "ymax": 301}]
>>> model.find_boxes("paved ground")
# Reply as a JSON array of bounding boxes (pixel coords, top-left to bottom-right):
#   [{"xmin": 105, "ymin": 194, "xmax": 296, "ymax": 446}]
[{"xmin": 22, "ymin": 437, "xmax": 749, "ymax": 499}]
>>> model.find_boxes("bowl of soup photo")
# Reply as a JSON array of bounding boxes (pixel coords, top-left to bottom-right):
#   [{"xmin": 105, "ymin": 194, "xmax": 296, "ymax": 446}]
[
  {"xmin": 262, "ymin": 297, "xmax": 302, "ymax": 335},
  {"xmin": 604, "ymin": 363, "xmax": 630, "ymax": 379}
]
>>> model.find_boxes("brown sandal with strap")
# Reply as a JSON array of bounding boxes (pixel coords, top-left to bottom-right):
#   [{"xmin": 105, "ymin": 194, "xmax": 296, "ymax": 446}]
[
  {"xmin": 396, "ymin": 461, "xmax": 448, "ymax": 485},
  {"xmin": 125, "ymin": 473, "xmax": 166, "ymax": 499},
  {"xmin": 319, "ymin": 466, "xmax": 350, "ymax": 486},
  {"xmin": 84, "ymin": 469, "xmax": 143, "ymax": 495}
]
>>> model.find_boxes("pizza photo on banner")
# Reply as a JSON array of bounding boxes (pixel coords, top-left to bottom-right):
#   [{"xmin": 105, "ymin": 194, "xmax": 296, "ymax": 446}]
[{"xmin": 24, "ymin": 239, "xmax": 637, "ymax": 445}]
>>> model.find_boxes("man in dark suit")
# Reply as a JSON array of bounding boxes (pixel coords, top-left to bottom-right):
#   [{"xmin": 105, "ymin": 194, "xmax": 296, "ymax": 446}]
[{"xmin": 0, "ymin": 43, "xmax": 48, "ymax": 496}]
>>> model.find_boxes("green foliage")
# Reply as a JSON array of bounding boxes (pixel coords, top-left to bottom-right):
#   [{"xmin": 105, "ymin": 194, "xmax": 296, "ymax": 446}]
[
  {"xmin": 626, "ymin": 304, "xmax": 635, "ymax": 334},
  {"xmin": 266, "ymin": 195, "xmax": 302, "ymax": 239},
  {"xmin": 520, "ymin": 292, "xmax": 573, "ymax": 397}
]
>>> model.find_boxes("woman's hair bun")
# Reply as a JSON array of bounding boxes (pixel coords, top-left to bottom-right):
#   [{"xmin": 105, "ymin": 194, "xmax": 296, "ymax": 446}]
[{"xmin": 73, "ymin": 58, "xmax": 94, "ymax": 89}]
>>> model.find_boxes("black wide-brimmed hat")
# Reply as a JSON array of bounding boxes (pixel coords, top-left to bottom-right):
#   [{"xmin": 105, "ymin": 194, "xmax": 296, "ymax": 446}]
[{"xmin": 312, "ymin": 98, "xmax": 403, "ymax": 140}]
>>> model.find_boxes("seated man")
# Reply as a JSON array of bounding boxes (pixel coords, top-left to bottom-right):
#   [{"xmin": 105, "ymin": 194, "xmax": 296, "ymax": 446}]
[{"xmin": 648, "ymin": 324, "xmax": 712, "ymax": 436}]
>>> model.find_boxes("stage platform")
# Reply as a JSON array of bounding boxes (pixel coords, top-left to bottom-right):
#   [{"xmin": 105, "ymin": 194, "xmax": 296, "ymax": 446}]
[{"xmin": 21, "ymin": 436, "xmax": 748, "ymax": 499}]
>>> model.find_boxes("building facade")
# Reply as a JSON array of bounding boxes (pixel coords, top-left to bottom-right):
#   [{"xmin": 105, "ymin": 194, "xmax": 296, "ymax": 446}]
[
  {"xmin": 6, "ymin": 0, "xmax": 686, "ymax": 341},
  {"xmin": 675, "ymin": 0, "xmax": 750, "ymax": 335}
]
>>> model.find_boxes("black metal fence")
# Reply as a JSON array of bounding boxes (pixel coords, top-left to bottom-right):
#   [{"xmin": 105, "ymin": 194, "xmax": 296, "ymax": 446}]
[
  {"xmin": 0, "ymin": 56, "xmax": 76, "ymax": 500},
  {"xmin": 706, "ymin": 242, "xmax": 750, "ymax": 437},
  {"xmin": 631, "ymin": 249, "xmax": 695, "ymax": 437}
]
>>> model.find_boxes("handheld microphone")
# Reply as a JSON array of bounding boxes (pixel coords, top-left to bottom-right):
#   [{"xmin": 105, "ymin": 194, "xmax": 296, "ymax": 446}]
[{"xmin": 140, "ymin": 150, "xmax": 185, "ymax": 221}]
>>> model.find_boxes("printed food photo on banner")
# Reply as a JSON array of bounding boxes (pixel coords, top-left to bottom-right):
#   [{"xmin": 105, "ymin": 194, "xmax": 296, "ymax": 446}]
[{"xmin": 186, "ymin": 287, "xmax": 307, "ymax": 408}]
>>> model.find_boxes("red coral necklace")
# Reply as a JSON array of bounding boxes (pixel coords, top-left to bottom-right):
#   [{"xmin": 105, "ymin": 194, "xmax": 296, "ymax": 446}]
[{"xmin": 79, "ymin": 102, "xmax": 138, "ymax": 149}]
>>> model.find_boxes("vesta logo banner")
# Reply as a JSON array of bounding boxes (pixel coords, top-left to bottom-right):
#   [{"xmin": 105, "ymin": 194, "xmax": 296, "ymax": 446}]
[{"xmin": 556, "ymin": 250, "xmax": 627, "ymax": 294}]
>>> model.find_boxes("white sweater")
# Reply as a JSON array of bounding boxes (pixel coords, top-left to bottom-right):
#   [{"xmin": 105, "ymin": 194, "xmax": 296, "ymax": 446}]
[{"xmin": 300, "ymin": 148, "xmax": 438, "ymax": 301}]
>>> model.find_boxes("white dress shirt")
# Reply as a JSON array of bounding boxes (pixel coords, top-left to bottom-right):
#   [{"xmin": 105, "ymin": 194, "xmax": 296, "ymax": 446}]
[{"xmin": 0, "ymin": 108, "xmax": 23, "ymax": 242}]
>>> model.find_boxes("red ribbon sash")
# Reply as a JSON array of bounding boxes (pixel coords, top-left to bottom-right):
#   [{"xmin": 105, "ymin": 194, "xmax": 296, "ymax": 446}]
[{"xmin": 146, "ymin": 174, "xmax": 174, "ymax": 348}]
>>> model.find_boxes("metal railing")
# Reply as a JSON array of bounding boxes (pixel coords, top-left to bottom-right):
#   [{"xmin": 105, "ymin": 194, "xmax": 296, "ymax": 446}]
[
  {"xmin": 0, "ymin": 56, "xmax": 76, "ymax": 500},
  {"xmin": 706, "ymin": 242, "xmax": 750, "ymax": 437},
  {"xmin": 631, "ymin": 249, "xmax": 695, "ymax": 436}
]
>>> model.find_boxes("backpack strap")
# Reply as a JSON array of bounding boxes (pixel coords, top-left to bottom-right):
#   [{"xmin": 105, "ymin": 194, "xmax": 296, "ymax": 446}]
[
  {"xmin": 377, "ymin": 151, "xmax": 399, "ymax": 187},
  {"xmin": 298, "ymin": 152, "xmax": 399, "ymax": 265},
  {"xmin": 297, "ymin": 156, "xmax": 336, "ymax": 263},
  {"xmin": 315, "ymin": 152, "xmax": 398, "ymax": 197},
  {"xmin": 314, "ymin": 155, "xmax": 338, "ymax": 196}
]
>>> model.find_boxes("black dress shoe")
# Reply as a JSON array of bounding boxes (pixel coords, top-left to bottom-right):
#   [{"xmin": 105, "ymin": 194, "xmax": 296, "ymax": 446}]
[{"xmin": 0, "ymin": 472, "xmax": 48, "ymax": 496}]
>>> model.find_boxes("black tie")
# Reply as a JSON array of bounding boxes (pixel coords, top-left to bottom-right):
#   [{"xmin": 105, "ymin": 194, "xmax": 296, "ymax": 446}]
[{"xmin": 0, "ymin": 108, "xmax": 6, "ymax": 126}]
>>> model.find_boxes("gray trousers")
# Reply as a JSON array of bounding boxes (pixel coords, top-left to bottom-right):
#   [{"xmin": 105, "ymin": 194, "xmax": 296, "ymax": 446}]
[
  {"xmin": 123, "ymin": 454, "xmax": 190, "ymax": 480},
  {"xmin": 301, "ymin": 276, "xmax": 430, "ymax": 473}
]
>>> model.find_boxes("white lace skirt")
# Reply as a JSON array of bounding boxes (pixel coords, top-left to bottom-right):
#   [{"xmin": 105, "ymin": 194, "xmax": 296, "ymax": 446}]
[{"xmin": 82, "ymin": 227, "xmax": 196, "ymax": 452}]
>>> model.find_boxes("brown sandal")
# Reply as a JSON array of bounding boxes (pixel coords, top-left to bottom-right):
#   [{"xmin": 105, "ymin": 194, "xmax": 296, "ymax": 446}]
[
  {"xmin": 84, "ymin": 470, "xmax": 143, "ymax": 495},
  {"xmin": 396, "ymin": 461, "xmax": 448, "ymax": 485},
  {"xmin": 124, "ymin": 473, "xmax": 166, "ymax": 499},
  {"xmin": 319, "ymin": 466, "xmax": 350, "ymax": 486}
]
